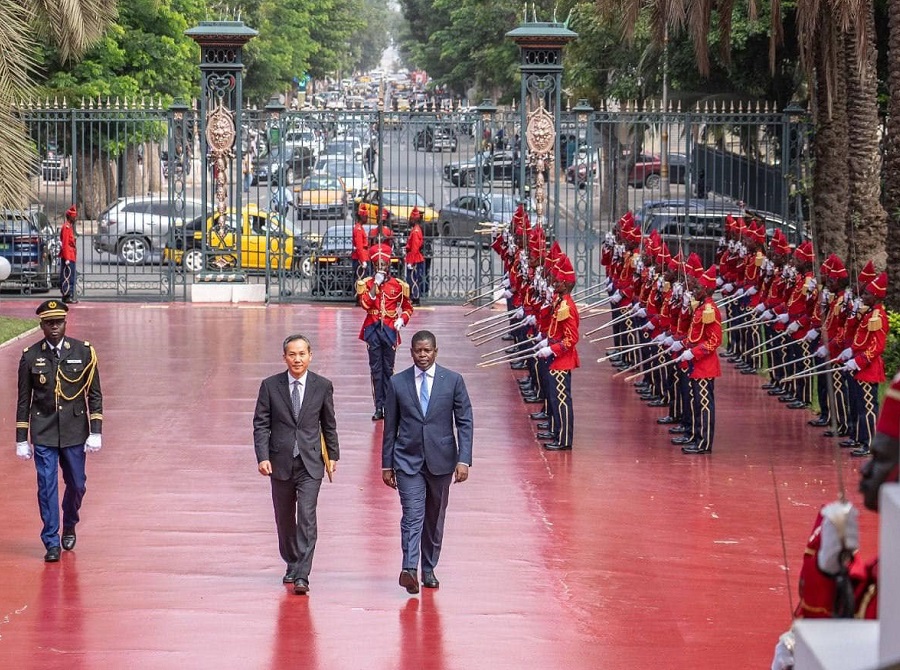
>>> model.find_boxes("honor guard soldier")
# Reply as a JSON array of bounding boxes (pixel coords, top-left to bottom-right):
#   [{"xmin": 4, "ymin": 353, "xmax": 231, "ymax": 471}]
[
  {"xmin": 676, "ymin": 265, "xmax": 722, "ymax": 455},
  {"xmin": 59, "ymin": 205, "xmax": 79, "ymax": 303},
  {"xmin": 405, "ymin": 207, "xmax": 426, "ymax": 305},
  {"xmin": 357, "ymin": 244, "xmax": 414, "ymax": 421},
  {"xmin": 351, "ymin": 204, "xmax": 371, "ymax": 280},
  {"xmin": 839, "ymin": 271, "xmax": 889, "ymax": 457},
  {"xmin": 16, "ymin": 300, "xmax": 103, "ymax": 561}
]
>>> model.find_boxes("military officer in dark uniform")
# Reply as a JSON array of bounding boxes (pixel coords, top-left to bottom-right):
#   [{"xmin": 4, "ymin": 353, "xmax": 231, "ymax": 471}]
[{"xmin": 15, "ymin": 300, "xmax": 103, "ymax": 562}]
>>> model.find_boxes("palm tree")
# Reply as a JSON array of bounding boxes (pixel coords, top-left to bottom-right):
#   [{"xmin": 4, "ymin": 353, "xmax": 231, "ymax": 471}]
[
  {"xmin": 884, "ymin": 0, "xmax": 900, "ymax": 310},
  {"xmin": 0, "ymin": 0, "xmax": 116, "ymax": 210}
]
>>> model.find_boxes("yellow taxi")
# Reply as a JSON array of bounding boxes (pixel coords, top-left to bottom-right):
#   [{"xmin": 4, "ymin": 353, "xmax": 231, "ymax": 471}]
[
  {"xmin": 164, "ymin": 204, "xmax": 296, "ymax": 272},
  {"xmin": 355, "ymin": 189, "xmax": 438, "ymax": 235},
  {"xmin": 293, "ymin": 174, "xmax": 348, "ymax": 220}
]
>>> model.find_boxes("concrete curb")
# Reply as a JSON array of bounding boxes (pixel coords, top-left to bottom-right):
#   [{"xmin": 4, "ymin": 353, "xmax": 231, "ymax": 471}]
[{"xmin": 0, "ymin": 325, "xmax": 40, "ymax": 351}]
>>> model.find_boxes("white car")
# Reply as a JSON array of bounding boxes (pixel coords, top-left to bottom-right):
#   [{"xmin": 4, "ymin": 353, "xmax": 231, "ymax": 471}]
[{"xmin": 317, "ymin": 161, "xmax": 375, "ymax": 201}]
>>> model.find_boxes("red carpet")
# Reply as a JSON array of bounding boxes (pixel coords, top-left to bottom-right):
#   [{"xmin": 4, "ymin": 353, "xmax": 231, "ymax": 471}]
[{"xmin": 0, "ymin": 302, "xmax": 874, "ymax": 669}]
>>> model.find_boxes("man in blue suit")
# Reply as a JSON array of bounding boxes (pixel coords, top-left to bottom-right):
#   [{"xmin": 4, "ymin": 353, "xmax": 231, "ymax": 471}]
[{"xmin": 382, "ymin": 330, "xmax": 474, "ymax": 594}]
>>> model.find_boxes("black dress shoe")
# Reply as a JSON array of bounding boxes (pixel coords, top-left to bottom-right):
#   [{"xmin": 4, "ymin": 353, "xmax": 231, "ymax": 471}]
[
  {"xmin": 536, "ymin": 431, "xmax": 556, "ymax": 440},
  {"xmin": 668, "ymin": 426, "xmax": 688, "ymax": 434},
  {"xmin": 283, "ymin": 565, "xmax": 299, "ymax": 583},
  {"xmin": 372, "ymin": 408, "xmax": 385, "ymax": 421},
  {"xmin": 761, "ymin": 383, "xmax": 777, "ymax": 390},
  {"xmin": 501, "ymin": 335, "xmax": 515, "ymax": 341},
  {"xmin": 739, "ymin": 368, "xmax": 758, "ymax": 375},
  {"xmin": 778, "ymin": 395, "xmax": 797, "ymax": 403},
  {"xmin": 850, "ymin": 446, "xmax": 871, "ymax": 457},
  {"xmin": 422, "ymin": 572, "xmax": 440, "ymax": 588},
  {"xmin": 510, "ymin": 361, "xmax": 527, "ymax": 370},
  {"xmin": 787, "ymin": 401, "xmax": 809, "ymax": 410},
  {"xmin": 44, "ymin": 546, "xmax": 61, "ymax": 562},
  {"xmin": 671, "ymin": 436, "xmax": 694, "ymax": 445},
  {"xmin": 647, "ymin": 399, "xmax": 667, "ymax": 407},
  {"xmin": 517, "ymin": 378, "xmax": 532, "ymax": 386},
  {"xmin": 642, "ymin": 396, "xmax": 662, "ymax": 404},
  {"xmin": 537, "ymin": 422, "xmax": 550, "ymax": 430},
  {"xmin": 682, "ymin": 444, "xmax": 711, "ymax": 454},
  {"xmin": 634, "ymin": 381, "xmax": 649, "ymax": 388},
  {"xmin": 767, "ymin": 388, "xmax": 787, "ymax": 396},
  {"xmin": 824, "ymin": 429, "xmax": 849, "ymax": 438},
  {"xmin": 808, "ymin": 417, "xmax": 830, "ymax": 427},
  {"xmin": 839, "ymin": 439, "xmax": 859, "ymax": 448},
  {"xmin": 293, "ymin": 578, "xmax": 310, "ymax": 595},
  {"xmin": 399, "ymin": 569, "xmax": 419, "ymax": 594},
  {"xmin": 657, "ymin": 416, "xmax": 677, "ymax": 424},
  {"xmin": 543, "ymin": 442, "xmax": 572, "ymax": 451},
  {"xmin": 522, "ymin": 396, "xmax": 544, "ymax": 404},
  {"xmin": 62, "ymin": 528, "xmax": 76, "ymax": 551},
  {"xmin": 529, "ymin": 411, "xmax": 549, "ymax": 420}
]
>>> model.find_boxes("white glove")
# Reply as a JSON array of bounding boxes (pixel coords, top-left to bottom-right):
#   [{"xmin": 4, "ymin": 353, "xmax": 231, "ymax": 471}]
[
  {"xmin": 754, "ymin": 303, "xmax": 766, "ymax": 314},
  {"xmin": 843, "ymin": 358, "xmax": 860, "ymax": 372},
  {"xmin": 722, "ymin": 282, "xmax": 734, "ymax": 293},
  {"xmin": 734, "ymin": 288, "xmax": 745, "ymax": 298},
  {"xmin": 839, "ymin": 347, "xmax": 854, "ymax": 361},
  {"xmin": 502, "ymin": 289, "xmax": 513, "ymax": 299},
  {"xmin": 609, "ymin": 290, "xmax": 622, "ymax": 304},
  {"xmin": 814, "ymin": 345, "xmax": 828, "ymax": 359},
  {"xmin": 502, "ymin": 277, "xmax": 510, "ymax": 289},
  {"xmin": 716, "ymin": 277, "xmax": 725, "ymax": 288},
  {"xmin": 536, "ymin": 346, "xmax": 553, "ymax": 358},
  {"xmin": 677, "ymin": 350, "xmax": 694, "ymax": 362},
  {"xmin": 771, "ymin": 631, "xmax": 795, "ymax": 670},
  {"xmin": 804, "ymin": 329, "xmax": 819, "ymax": 342},
  {"xmin": 642, "ymin": 322, "xmax": 655, "ymax": 331},
  {"xmin": 746, "ymin": 286, "xmax": 758, "ymax": 296},
  {"xmin": 786, "ymin": 321, "xmax": 800, "ymax": 335},
  {"xmin": 523, "ymin": 315, "xmax": 536, "ymax": 326},
  {"xmin": 16, "ymin": 441, "xmax": 32, "ymax": 460},
  {"xmin": 670, "ymin": 341, "xmax": 684, "ymax": 353},
  {"xmin": 760, "ymin": 309, "xmax": 773, "ymax": 321},
  {"xmin": 662, "ymin": 336, "xmax": 674, "ymax": 348},
  {"xmin": 805, "ymin": 276, "xmax": 817, "ymax": 292},
  {"xmin": 538, "ymin": 338, "xmax": 549, "ymax": 349},
  {"xmin": 514, "ymin": 307, "xmax": 525, "ymax": 320},
  {"xmin": 817, "ymin": 501, "xmax": 859, "ymax": 575},
  {"xmin": 394, "ymin": 318, "xmax": 405, "ymax": 331},
  {"xmin": 374, "ymin": 271, "xmax": 386, "ymax": 285},
  {"xmin": 84, "ymin": 433, "xmax": 102, "ymax": 453},
  {"xmin": 633, "ymin": 307, "xmax": 647, "ymax": 319},
  {"xmin": 653, "ymin": 334, "xmax": 666, "ymax": 344},
  {"xmin": 775, "ymin": 313, "xmax": 789, "ymax": 324}
]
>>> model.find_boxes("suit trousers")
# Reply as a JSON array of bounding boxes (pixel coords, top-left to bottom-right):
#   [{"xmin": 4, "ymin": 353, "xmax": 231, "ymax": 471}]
[
  {"xmin": 270, "ymin": 457, "xmax": 322, "ymax": 580},
  {"xmin": 34, "ymin": 444, "xmax": 87, "ymax": 549},
  {"xmin": 396, "ymin": 468, "xmax": 452, "ymax": 573}
]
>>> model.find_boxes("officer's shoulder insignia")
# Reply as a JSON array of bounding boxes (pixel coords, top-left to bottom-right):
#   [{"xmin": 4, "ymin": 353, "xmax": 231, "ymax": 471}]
[
  {"xmin": 702, "ymin": 304, "xmax": 716, "ymax": 324},
  {"xmin": 64, "ymin": 341, "xmax": 71, "ymax": 349},
  {"xmin": 355, "ymin": 278, "xmax": 368, "ymax": 295},
  {"xmin": 84, "ymin": 341, "xmax": 90, "ymax": 347},
  {"xmin": 755, "ymin": 251, "xmax": 764, "ymax": 267},
  {"xmin": 397, "ymin": 279, "xmax": 410, "ymax": 298},
  {"xmin": 868, "ymin": 313, "xmax": 883, "ymax": 332},
  {"xmin": 23, "ymin": 346, "xmax": 29, "ymax": 353},
  {"xmin": 555, "ymin": 300, "xmax": 570, "ymax": 321}
]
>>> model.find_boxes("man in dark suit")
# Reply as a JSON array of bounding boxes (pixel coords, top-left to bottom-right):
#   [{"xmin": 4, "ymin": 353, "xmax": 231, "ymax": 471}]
[
  {"xmin": 382, "ymin": 330, "xmax": 474, "ymax": 594},
  {"xmin": 16, "ymin": 299, "xmax": 103, "ymax": 562},
  {"xmin": 253, "ymin": 334, "xmax": 339, "ymax": 595}
]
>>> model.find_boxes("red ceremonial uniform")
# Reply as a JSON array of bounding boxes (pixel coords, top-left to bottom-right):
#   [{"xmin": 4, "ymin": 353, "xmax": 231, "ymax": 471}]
[
  {"xmin": 685, "ymin": 297, "xmax": 722, "ymax": 379},
  {"xmin": 60, "ymin": 220, "xmax": 76, "ymax": 262},
  {"xmin": 351, "ymin": 222, "xmax": 369, "ymax": 263},
  {"xmin": 851, "ymin": 304, "xmax": 889, "ymax": 383},
  {"xmin": 404, "ymin": 223, "xmax": 424, "ymax": 264},
  {"xmin": 547, "ymin": 294, "xmax": 580, "ymax": 370},
  {"xmin": 356, "ymin": 277, "xmax": 413, "ymax": 341}
]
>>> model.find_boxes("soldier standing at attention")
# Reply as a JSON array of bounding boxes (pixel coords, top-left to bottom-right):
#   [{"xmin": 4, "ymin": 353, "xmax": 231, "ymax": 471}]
[
  {"xmin": 405, "ymin": 207, "xmax": 426, "ymax": 305},
  {"xmin": 16, "ymin": 300, "xmax": 103, "ymax": 561},
  {"xmin": 59, "ymin": 205, "xmax": 78, "ymax": 304},
  {"xmin": 357, "ymin": 244, "xmax": 414, "ymax": 421}
]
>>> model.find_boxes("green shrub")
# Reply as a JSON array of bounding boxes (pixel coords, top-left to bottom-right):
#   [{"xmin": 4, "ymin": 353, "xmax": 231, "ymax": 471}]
[{"xmin": 884, "ymin": 310, "xmax": 900, "ymax": 380}]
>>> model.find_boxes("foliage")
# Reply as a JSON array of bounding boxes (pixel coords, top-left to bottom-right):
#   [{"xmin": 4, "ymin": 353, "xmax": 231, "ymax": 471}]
[
  {"xmin": 0, "ymin": 316, "xmax": 39, "ymax": 346},
  {"xmin": 884, "ymin": 311, "xmax": 900, "ymax": 380}
]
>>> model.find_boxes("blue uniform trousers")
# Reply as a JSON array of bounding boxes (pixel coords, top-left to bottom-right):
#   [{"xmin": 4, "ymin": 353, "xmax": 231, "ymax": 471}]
[{"xmin": 34, "ymin": 444, "xmax": 87, "ymax": 549}]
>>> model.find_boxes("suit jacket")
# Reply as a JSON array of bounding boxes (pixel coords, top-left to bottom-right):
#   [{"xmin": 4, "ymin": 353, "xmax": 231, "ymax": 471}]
[
  {"xmin": 253, "ymin": 370, "xmax": 339, "ymax": 481},
  {"xmin": 17, "ymin": 337, "xmax": 103, "ymax": 447},
  {"xmin": 382, "ymin": 364, "xmax": 473, "ymax": 476}
]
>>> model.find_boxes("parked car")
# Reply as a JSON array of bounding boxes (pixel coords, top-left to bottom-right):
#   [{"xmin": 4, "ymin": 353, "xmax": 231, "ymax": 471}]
[
  {"xmin": 355, "ymin": 189, "xmax": 439, "ymax": 236},
  {"xmin": 438, "ymin": 193, "xmax": 523, "ymax": 243},
  {"xmin": 163, "ymin": 204, "xmax": 298, "ymax": 273},
  {"xmin": 41, "ymin": 143, "xmax": 69, "ymax": 182},
  {"xmin": 93, "ymin": 197, "xmax": 204, "ymax": 266},
  {"xmin": 0, "ymin": 208, "xmax": 58, "ymax": 291},
  {"xmin": 312, "ymin": 223, "xmax": 401, "ymax": 297},
  {"xmin": 252, "ymin": 146, "xmax": 316, "ymax": 185},
  {"xmin": 293, "ymin": 174, "xmax": 349, "ymax": 220},
  {"xmin": 443, "ymin": 150, "xmax": 530, "ymax": 188},
  {"xmin": 324, "ymin": 138, "xmax": 363, "ymax": 163},
  {"xmin": 317, "ymin": 161, "xmax": 374, "ymax": 202},
  {"xmin": 413, "ymin": 126, "xmax": 458, "ymax": 152},
  {"xmin": 283, "ymin": 129, "xmax": 324, "ymax": 155},
  {"xmin": 565, "ymin": 152, "xmax": 688, "ymax": 189}
]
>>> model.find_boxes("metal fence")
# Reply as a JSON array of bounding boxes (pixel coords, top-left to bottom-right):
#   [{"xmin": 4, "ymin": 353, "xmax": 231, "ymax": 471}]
[{"xmin": 8, "ymin": 100, "xmax": 809, "ymax": 301}]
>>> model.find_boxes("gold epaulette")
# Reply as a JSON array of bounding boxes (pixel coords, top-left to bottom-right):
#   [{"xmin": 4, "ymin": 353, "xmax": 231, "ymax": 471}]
[
  {"xmin": 356, "ymin": 278, "xmax": 369, "ymax": 296},
  {"xmin": 868, "ymin": 312, "xmax": 883, "ymax": 332},
  {"xmin": 397, "ymin": 279, "xmax": 410, "ymax": 299},
  {"xmin": 23, "ymin": 346, "xmax": 29, "ymax": 353},
  {"xmin": 555, "ymin": 300, "xmax": 570, "ymax": 321},
  {"xmin": 755, "ymin": 251, "xmax": 764, "ymax": 267},
  {"xmin": 702, "ymin": 304, "xmax": 716, "ymax": 324},
  {"xmin": 84, "ymin": 341, "xmax": 90, "ymax": 346}
]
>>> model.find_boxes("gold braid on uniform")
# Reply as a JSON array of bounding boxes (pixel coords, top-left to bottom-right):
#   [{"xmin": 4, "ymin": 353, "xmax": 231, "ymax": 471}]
[{"xmin": 55, "ymin": 345, "xmax": 98, "ymax": 401}]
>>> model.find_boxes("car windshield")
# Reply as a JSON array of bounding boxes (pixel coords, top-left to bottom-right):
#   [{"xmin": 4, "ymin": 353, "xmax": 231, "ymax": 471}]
[
  {"xmin": 383, "ymin": 192, "xmax": 424, "ymax": 207},
  {"xmin": 320, "ymin": 227, "xmax": 353, "ymax": 252},
  {"xmin": 303, "ymin": 176, "xmax": 341, "ymax": 190},
  {"xmin": 488, "ymin": 195, "xmax": 517, "ymax": 214},
  {"xmin": 323, "ymin": 163, "xmax": 365, "ymax": 179},
  {"xmin": 0, "ymin": 219, "xmax": 37, "ymax": 234},
  {"xmin": 327, "ymin": 141, "xmax": 357, "ymax": 154}
]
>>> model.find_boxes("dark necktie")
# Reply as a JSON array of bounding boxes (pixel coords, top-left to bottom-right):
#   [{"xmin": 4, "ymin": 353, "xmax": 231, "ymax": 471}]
[
  {"xmin": 291, "ymin": 380, "xmax": 302, "ymax": 420},
  {"xmin": 419, "ymin": 372, "xmax": 430, "ymax": 415}
]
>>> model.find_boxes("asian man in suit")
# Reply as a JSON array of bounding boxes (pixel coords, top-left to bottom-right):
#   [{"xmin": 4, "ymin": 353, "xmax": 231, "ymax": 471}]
[
  {"xmin": 382, "ymin": 330, "xmax": 474, "ymax": 594},
  {"xmin": 254, "ymin": 334, "xmax": 339, "ymax": 595}
]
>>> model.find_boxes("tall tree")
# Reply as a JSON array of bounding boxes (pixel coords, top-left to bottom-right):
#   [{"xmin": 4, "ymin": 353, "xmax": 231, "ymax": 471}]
[
  {"xmin": 884, "ymin": 0, "xmax": 900, "ymax": 309},
  {"xmin": 0, "ymin": 0, "xmax": 116, "ymax": 209}
]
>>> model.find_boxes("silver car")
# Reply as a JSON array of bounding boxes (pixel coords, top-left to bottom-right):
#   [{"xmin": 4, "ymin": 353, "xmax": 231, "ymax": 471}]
[
  {"xmin": 93, "ymin": 196, "xmax": 204, "ymax": 265},
  {"xmin": 438, "ymin": 193, "xmax": 524, "ymax": 244}
]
